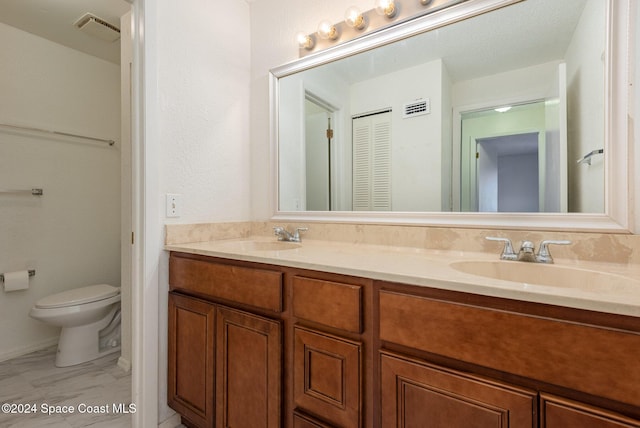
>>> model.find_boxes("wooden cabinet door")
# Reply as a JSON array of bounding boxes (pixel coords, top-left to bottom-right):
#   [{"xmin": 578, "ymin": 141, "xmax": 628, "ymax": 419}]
[
  {"xmin": 294, "ymin": 326, "xmax": 362, "ymax": 427},
  {"xmin": 541, "ymin": 394, "xmax": 640, "ymax": 428},
  {"xmin": 216, "ymin": 305, "xmax": 282, "ymax": 428},
  {"xmin": 381, "ymin": 352, "xmax": 536, "ymax": 428},
  {"xmin": 168, "ymin": 292, "xmax": 215, "ymax": 428}
]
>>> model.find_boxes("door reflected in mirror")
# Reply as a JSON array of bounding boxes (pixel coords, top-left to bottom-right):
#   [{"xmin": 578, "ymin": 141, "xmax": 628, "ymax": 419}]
[{"xmin": 278, "ymin": 0, "xmax": 606, "ymax": 214}]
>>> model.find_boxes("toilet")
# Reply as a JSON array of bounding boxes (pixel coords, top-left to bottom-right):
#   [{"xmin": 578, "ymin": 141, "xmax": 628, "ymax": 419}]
[{"xmin": 29, "ymin": 284, "xmax": 121, "ymax": 367}]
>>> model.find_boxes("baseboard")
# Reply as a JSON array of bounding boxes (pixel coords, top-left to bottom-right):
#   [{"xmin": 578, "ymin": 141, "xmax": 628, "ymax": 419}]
[
  {"xmin": 0, "ymin": 337, "xmax": 59, "ymax": 363},
  {"xmin": 158, "ymin": 412, "xmax": 182, "ymax": 428},
  {"xmin": 117, "ymin": 355, "xmax": 132, "ymax": 372}
]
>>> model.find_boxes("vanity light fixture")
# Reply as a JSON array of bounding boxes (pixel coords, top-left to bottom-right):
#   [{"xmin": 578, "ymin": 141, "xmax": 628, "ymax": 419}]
[
  {"xmin": 296, "ymin": 32, "xmax": 315, "ymax": 50},
  {"xmin": 345, "ymin": 6, "xmax": 367, "ymax": 30},
  {"xmin": 494, "ymin": 106, "xmax": 512, "ymax": 113},
  {"xmin": 375, "ymin": 0, "xmax": 397, "ymax": 18},
  {"xmin": 296, "ymin": 0, "xmax": 465, "ymax": 56},
  {"xmin": 317, "ymin": 20, "xmax": 339, "ymax": 40}
]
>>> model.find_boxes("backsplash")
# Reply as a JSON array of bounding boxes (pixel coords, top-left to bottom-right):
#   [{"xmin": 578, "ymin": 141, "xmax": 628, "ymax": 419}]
[{"xmin": 166, "ymin": 222, "xmax": 640, "ymax": 265}]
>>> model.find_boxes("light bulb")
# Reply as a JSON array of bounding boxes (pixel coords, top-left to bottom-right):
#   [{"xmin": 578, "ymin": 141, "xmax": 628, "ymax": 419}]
[
  {"xmin": 317, "ymin": 20, "xmax": 338, "ymax": 40},
  {"xmin": 375, "ymin": 0, "xmax": 396, "ymax": 18},
  {"xmin": 296, "ymin": 32, "xmax": 314, "ymax": 50},
  {"xmin": 345, "ymin": 6, "xmax": 366, "ymax": 30}
]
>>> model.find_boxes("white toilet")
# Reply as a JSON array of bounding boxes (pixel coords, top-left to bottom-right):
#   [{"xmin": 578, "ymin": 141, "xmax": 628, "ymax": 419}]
[{"xmin": 29, "ymin": 284, "xmax": 121, "ymax": 367}]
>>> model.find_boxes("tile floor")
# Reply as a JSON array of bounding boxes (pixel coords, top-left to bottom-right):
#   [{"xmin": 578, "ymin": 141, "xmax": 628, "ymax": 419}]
[{"xmin": 0, "ymin": 347, "xmax": 132, "ymax": 427}]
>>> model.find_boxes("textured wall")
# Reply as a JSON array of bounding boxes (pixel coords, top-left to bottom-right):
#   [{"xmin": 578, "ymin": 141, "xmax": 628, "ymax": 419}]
[
  {"xmin": 158, "ymin": 0, "xmax": 252, "ymax": 224},
  {"xmin": 150, "ymin": 0, "xmax": 252, "ymax": 421}
]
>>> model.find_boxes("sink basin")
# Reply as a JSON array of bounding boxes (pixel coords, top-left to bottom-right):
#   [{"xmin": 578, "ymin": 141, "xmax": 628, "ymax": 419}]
[
  {"xmin": 217, "ymin": 240, "xmax": 301, "ymax": 252},
  {"xmin": 450, "ymin": 260, "xmax": 640, "ymax": 293}
]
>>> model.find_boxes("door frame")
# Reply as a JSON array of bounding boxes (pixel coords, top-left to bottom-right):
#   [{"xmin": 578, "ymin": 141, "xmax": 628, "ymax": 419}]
[
  {"xmin": 129, "ymin": 0, "xmax": 161, "ymax": 426},
  {"xmin": 453, "ymin": 97, "xmax": 546, "ymax": 212}
]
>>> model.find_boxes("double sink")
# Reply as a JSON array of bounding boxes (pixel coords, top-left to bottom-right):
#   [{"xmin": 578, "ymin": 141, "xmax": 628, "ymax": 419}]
[
  {"xmin": 216, "ymin": 237, "xmax": 639, "ymax": 292},
  {"xmin": 167, "ymin": 233, "xmax": 639, "ymax": 316}
]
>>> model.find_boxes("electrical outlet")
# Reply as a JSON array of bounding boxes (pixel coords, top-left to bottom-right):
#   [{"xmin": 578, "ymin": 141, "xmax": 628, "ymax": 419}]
[{"xmin": 166, "ymin": 193, "xmax": 181, "ymax": 218}]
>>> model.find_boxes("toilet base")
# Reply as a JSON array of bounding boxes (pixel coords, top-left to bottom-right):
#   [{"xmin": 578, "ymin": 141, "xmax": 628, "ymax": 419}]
[{"xmin": 55, "ymin": 306, "xmax": 121, "ymax": 367}]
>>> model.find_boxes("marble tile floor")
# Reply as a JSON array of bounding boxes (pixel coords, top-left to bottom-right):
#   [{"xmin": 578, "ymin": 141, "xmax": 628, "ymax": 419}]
[{"xmin": 0, "ymin": 347, "xmax": 132, "ymax": 427}]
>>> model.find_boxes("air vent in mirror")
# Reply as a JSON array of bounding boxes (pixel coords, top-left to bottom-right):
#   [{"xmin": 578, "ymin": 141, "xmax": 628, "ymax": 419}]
[{"xmin": 403, "ymin": 99, "xmax": 430, "ymax": 118}]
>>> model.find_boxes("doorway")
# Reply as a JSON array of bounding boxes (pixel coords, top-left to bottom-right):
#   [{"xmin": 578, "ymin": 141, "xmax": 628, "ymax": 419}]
[
  {"xmin": 304, "ymin": 92, "xmax": 337, "ymax": 211},
  {"xmin": 459, "ymin": 100, "xmax": 567, "ymax": 212}
]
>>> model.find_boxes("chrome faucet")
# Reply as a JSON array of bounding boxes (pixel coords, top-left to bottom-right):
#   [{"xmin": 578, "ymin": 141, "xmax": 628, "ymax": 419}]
[
  {"xmin": 485, "ymin": 237, "xmax": 517, "ymax": 260},
  {"xmin": 486, "ymin": 237, "xmax": 571, "ymax": 264},
  {"xmin": 273, "ymin": 226, "xmax": 308, "ymax": 243}
]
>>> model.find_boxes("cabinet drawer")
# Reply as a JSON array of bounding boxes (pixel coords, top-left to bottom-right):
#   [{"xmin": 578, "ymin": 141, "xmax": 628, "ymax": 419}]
[
  {"xmin": 294, "ymin": 326, "xmax": 362, "ymax": 427},
  {"xmin": 292, "ymin": 276, "xmax": 362, "ymax": 333},
  {"xmin": 169, "ymin": 254, "xmax": 283, "ymax": 312},
  {"xmin": 379, "ymin": 290, "xmax": 640, "ymax": 408}
]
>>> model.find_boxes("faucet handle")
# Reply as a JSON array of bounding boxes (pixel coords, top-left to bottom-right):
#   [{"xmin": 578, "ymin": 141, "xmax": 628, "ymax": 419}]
[
  {"xmin": 486, "ymin": 237, "xmax": 517, "ymax": 260},
  {"xmin": 273, "ymin": 226, "xmax": 289, "ymax": 241},
  {"xmin": 293, "ymin": 227, "xmax": 308, "ymax": 241},
  {"xmin": 536, "ymin": 240, "xmax": 571, "ymax": 264}
]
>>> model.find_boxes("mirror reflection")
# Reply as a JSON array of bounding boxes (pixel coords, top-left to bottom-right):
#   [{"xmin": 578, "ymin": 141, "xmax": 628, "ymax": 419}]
[{"xmin": 277, "ymin": 0, "xmax": 606, "ymax": 213}]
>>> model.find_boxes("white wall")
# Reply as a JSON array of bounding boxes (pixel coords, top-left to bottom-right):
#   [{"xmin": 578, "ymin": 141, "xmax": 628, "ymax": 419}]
[
  {"xmin": 635, "ymin": 0, "xmax": 640, "ymax": 234},
  {"xmin": 149, "ymin": 0, "xmax": 252, "ymax": 422},
  {"xmin": 452, "ymin": 61, "xmax": 562, "ymax": 109},
  {"xmin": 564, "ymin": 0, "xmax": 606, "ymax": 213},
  {"xmin": 0, "ymin": 23, "xmax": 121, "ymax": 360},
  {"xmin": 157, "ymin": 3, "xmax": 252, "ymax": 224}
]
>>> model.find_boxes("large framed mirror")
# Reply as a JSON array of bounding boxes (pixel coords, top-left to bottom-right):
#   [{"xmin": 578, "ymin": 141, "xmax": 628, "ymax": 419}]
[{"xmin": 270, "ymin": 0, "xmax": 632, "ymax": 232}]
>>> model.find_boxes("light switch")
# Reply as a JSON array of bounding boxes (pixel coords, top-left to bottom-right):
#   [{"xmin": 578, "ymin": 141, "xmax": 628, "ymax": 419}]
[{"xmin": 166, "ymin": 193, "xmax": 181, "ymax": 218}]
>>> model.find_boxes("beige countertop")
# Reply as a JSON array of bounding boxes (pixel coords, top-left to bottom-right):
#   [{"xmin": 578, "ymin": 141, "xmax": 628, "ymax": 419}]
[{"xmin": 166, "ymin": 237, "xmax": 640, "ymax": 317}]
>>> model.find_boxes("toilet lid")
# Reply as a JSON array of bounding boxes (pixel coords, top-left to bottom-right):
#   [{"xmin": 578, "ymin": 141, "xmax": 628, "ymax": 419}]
[{"xmin": 35, "ymin": 284, "xmax": 120, "ymax": 309}]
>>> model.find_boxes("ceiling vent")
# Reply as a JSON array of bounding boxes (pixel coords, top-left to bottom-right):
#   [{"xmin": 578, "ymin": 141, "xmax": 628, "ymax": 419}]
[
  {"xmin": 74, "ymin": 13, "xmax": 120, "ymax": 43},
  {"xmin": 403, "ymin": 99, "xmax": 430, "ymax": 118}
]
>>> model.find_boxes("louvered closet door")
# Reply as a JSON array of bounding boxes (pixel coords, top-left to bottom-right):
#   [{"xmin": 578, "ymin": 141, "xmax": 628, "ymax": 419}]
[{"xmin": 352, "ymin": 112, "xmax": 391, "ymax": 210}]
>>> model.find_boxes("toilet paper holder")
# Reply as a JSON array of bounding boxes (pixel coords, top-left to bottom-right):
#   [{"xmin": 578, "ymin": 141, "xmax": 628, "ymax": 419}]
[{"xmin": 0, "ymin": 270, "xmax": 36, "ymax": 282}]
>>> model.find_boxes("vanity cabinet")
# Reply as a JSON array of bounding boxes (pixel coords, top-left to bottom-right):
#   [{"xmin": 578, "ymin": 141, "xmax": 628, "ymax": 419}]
[
  {"xmin": 168, "ymin": 292, "xmax": 282, "ymax": 428},
  {"xmin": 168, "ymin": 251, "xmax": 640, "ymax": 428},
  {"xmin": 290, "ymin": 274, "xmax": 370, "ymax": 427},
  {"xmin": 168, "ymin": 254, "xmax": 284, "ymax": 428},
  {"xmin": 378, "ymin": 285, "xmax": 640, "ymax": 428}
]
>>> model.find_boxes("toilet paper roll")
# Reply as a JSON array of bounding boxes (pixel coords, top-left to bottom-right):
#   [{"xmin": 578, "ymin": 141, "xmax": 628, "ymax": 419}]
[{"xmin": 3, "ymin": 270, "xmax": 30, "ymax": 292}]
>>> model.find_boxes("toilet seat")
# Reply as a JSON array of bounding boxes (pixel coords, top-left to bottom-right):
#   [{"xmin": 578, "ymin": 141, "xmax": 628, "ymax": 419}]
[{"xmin": 35, "ymin": 284, "xmax": 120, "ymax": 309}]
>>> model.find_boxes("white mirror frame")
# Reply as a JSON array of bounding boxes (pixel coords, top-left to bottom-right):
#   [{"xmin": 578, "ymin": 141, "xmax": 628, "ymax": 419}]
[{"xmin": 270, "ymin": 0, "xmax": 633, "ymax": 233}]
